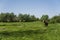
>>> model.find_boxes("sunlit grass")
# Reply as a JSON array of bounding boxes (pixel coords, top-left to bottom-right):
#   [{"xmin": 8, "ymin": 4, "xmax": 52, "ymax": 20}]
[{"xmin": 0, "ymin": 21, "xmax": 60, "ymax": 40}]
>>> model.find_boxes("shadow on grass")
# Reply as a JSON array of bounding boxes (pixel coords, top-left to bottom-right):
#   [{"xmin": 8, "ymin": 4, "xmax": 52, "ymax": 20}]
[{"xmin": 0, "ymin": 29, "xmax": 47, "ymax": 37}]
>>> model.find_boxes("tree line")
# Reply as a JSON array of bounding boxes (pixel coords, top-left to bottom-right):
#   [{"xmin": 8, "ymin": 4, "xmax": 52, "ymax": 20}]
[
  {"xmin": 0, "ymin": 12, "xmax": 60, "ymax": 23},
  {"xmin": 40, "ymin": 14, "xmax": 60, "ymax": 23},
  {"xmin": 0, "ymin": 12, "xmax": 39, "ymax": 22}
]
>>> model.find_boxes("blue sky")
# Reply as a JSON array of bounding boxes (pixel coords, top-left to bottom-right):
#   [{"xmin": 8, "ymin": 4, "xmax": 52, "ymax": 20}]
[{"xmin": 0, "ymin": 0, "xmax": 60, "ymax": 18}]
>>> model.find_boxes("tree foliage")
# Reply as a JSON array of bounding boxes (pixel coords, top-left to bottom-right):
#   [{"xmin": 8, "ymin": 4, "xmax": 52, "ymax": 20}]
[
  {"xmin": 50, "ymin": 15, "xmax": 60, "ymax": 23},
  {"xmin": 0, "ymin": 12, "xmax": 17, "ymax": 22},
  {"xmin": 0, "ymin": 12, "xmax": 60, "ymax": 23},
  {"xmin": 40, "ymin": 15, "xmax": 49, "ymax": 21},
  {"xmin": 18, "ymin": 14, "xmax": 37, "ymax": 22},
  {"xmin": 0, "ymin": 13, "xmax": 38, "ymax": 22}
]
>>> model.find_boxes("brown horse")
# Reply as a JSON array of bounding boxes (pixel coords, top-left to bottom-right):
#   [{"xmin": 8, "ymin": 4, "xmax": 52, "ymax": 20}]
[{"xmin": 43, "ymin": 20, "xmax": 48, "ymax": 26}]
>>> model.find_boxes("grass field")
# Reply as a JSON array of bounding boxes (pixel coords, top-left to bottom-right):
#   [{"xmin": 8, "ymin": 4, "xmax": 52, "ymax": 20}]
[{"xmin": 0, "ymin": 21, "xmax": 60, "ymax": 40}]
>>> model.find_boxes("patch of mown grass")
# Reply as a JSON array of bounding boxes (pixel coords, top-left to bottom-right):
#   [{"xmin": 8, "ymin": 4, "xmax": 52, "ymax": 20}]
[
  {"xmin": 0, "ymin": 22, "xmax": 60, "ymax": 40},
  {"xmin": 0, "ymin": 29, "xmax": 46, "ymax": 40}
]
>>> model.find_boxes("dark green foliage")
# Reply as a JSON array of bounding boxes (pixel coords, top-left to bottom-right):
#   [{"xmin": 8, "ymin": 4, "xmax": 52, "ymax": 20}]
[
  {"xmin": 0, "ymin": 12, "xmax": 18, "ymax": 22},
  {"xmin": 40, "ymin": 14, "xmax": 60, "ymax": 23},
  {"xmin": 0, "ymin": 13, "xmax": 38, "ymax": 22},
  {"xmin": 50, "ymin": 15, "xmax": 60, "ymax": 23},
  {"xmin": 0, "ymin": 12, "xmax": 60, "ymax": 23},
  {"xmin": 40, "ymin": 15, "xmax": 49, "ymax": 22},
  {"xmin": 18, "ymin": 14, "xmax": 37, "ymax": 22}
]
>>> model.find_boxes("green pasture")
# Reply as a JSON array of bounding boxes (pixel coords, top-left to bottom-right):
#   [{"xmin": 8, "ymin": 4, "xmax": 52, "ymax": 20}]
[{"xmin": 0, "ymin": 22, "xmax": 60, "ymax": 40}]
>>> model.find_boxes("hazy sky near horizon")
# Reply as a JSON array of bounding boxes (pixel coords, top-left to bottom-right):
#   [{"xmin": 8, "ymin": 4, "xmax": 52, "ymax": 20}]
[{"xmin": 0, "ymin": 0, "xmax": 60, "ymax": 18}]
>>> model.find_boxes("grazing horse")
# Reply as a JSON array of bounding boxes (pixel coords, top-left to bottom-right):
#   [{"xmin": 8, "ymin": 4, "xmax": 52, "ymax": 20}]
[{"xmin": 43, "ymin": 20, "xmax": 48, "ymax": 26}]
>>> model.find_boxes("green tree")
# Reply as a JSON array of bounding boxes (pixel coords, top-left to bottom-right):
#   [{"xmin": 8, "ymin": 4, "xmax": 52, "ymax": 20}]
[
  {"xmin": 40, "ymin": 15, "xmax": 49, "ymax": 21},
  {"xmin": 18, "ymin": 14, "xmax": 37, "ymax": 22},
  {"xmin": 30, "ymin": 15, "xmax": 37, "ymax": 21},
  {"xmin": 50, "ymin": 15, "xmax": 60, "ymax": 23},
  {"xmin": 0, "ymin": 12, "xmax": 17, "ymax": 22}
]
